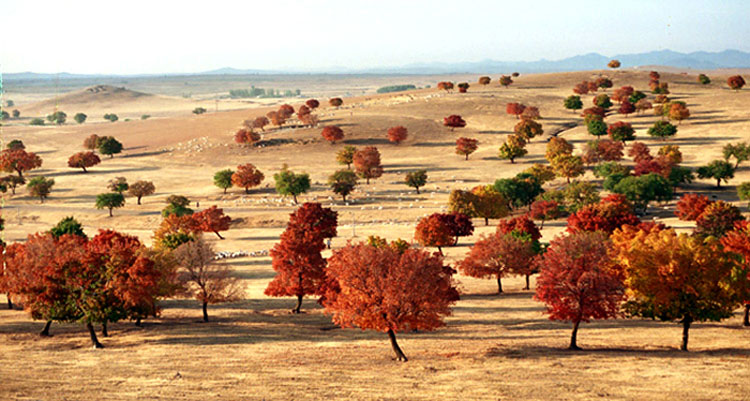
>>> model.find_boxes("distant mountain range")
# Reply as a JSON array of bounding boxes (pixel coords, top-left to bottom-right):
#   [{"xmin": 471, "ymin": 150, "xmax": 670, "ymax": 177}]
[{"xmin": 5, "ymin": 49, "xmax": 750, "ymax": 80}]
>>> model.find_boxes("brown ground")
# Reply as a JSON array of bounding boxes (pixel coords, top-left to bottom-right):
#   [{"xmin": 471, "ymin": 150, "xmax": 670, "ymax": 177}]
[{"xmin": 1, "ymin": 70, "xmax": 749, "ymax": 401}]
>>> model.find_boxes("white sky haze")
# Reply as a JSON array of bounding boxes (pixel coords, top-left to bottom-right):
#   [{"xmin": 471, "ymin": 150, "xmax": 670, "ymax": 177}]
[{"xmin": 1, "ymin": 0, "xmax": 748, "ymax": 74}]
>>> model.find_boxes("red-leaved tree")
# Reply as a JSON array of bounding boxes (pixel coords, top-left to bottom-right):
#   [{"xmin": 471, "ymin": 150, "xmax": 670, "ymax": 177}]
[
  {"xmin": 387, "ymin": 126, "xmax": 408, "ymax": 144},
  {"xmin": 321, "ymin": 126, "xmax": 345, "ymax": 144},
  {"xmin": 231, "ymin": 164, "xmax": 264, "ymax": 194},
  {"xmin": 675, "ymin": 193, "xmax": 713, "ymax": 221},
  {"xmin": 0, "ymin": 149, "xmax": 43, "ymax": 178},
  {"xmin": 455, "ymin": 137, "xmax": 478, "ymax": 160},
  {"xmin": 459, "ymin": 232, "xmax": 536, "ymax": 294},
  {"xmin": 323, "ymin": 243, "xmax": 458, "ymax": 361},
  {"xmin": 192, "ymin": 206, "xmax": 231, "ymax": 239},
  {"xmin": 506, "ymin": 103, "xmax": 526, "ymax": 119},
  {"xmin": 265, "ymin": 203, "xmax": 337, "ymax": 313},
  {"xmin": 443, "ymin": 115, "xmax": 466, "ymax": 131},
  {"xmin": 352, "ymin": 146, "xmax": 383, "ymax": 184},
  {"xmin": 728, "ymin": 75, "xmax": 746, "ymax": 91},
  {"xmin": 235, "ymin": 128, "xmax": 261, "ymax": 145},
  {"xmin": 67, "ymin": 151, "xmax": 101, "ymax": 173},
  {"xmin": 414, "ymin": 213, "xmax": 455, "ymax": 254},
  {"xmin": 535, "ymin": 231, "xmax": 625, "ymax": 350},
  {"xmin": 529, "ymin": 200, "xmax": 563, "ymax": 229},
  {"xmin": 567, "ymin": 194, "xmax": 640, "ymax": 234}
]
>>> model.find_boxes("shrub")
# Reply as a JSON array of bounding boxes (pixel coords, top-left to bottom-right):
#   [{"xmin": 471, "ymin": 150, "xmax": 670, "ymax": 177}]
[{"xmin": 73, "ymin": 113, "xmax": 87, "ymax": 124}]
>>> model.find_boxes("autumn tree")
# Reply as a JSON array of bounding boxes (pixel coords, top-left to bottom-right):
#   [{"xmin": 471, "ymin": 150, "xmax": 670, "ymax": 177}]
[
  {"xmin": 608, "ymin": 60, "xmax": 621, "ymax": 69},
  {"xmin": 634, "ymin": 99, "xmax": 652, "ymax": 114},
  {"xmin": 618, "ymin": 100, "xmax": 635, "ymax": 116},
  {"xmin": 353, "ymin": 146, "xmax": 383, "ymax": 184},
  {"xmin": 128, "ymin": 180, "xmax": 155, "ymax": 205},
  {"xmin": 1, "ymin": 175, "xmax": 25, "ymax": 195},
  {"xmin": 697, "ymin": 160, "xmax": 734, "ymax": 188},
  {"xmin": 694, "ymin": 201, "xmax": 744, "ymax": 238},
  {"xmin": 328, "ymin": 169, "xmax": 358, "ymax": 201},
  {"xmin": 321, "ymin": 126, "xmax": 344, "ymax": 144},
  {"xmin": 95, "ymin": 193, "xmax": 125, "ymax": 217},
  {"xmin": 607, "ymin": 121, "xmax": 635, "ymax": 144},
  {"xmin": 67, "ymin": 151, "xmax": 101, "ymax": 173},
  {"xmin": 336, "ymin": 145, "xmax": 357, "ymax": 169},
  {"xmin": 437, "ymin": 81, "xmax": 454, "ymax": 92},
  {"xmin": 234, "ymin": 128, "xmax": 261, "ymax": 145},
  {"xmin": 612, "ymin": 227, "xmax": 740, "ymax": 351},
  {"xmin": 192, "ymin": 206, "xmax": 232, "ymax": 239},
  {"xmin": 627, "ymin": 141, "xmax": 652, "ymax": 163},
  {"xmin": 520, "ymin": 106, "xmax": 541, "ymax": 121},
  {"xmin": 612, "ymin": 86, "xmax": 634, "ymax": 103},
  {"xmin": 231, "ymin": 163, "xmax": 265, "ymax": 194},
  {"xmin": 593, "ymin": 93, "xmax": 613, "ymax": 110},
  {"xmin": 404, "ymin": 170, "xmax": 427, "ymax": 194},
  {"xmin": 563, "ymin": 95, "xmax": 583, "ymax": 112},
  {"xmin": 567, "ymin": 194, "xmax": 640, "ymax": 234},
  {"xmin": 323, "ymin": 243, "xmax": 458, "ymax": 361},
  {"xmin": 278, "ymin": 104, "xmax": 295, "ymax": 119},
  {"xmin": 573, "ymin": 82, "xmax": 590, "ymax": 95},
  {"xmin": 83, "ymin": 134, "xmax": 100, "ymax": 150},
  {"xmin": 529, "ymin": 199, "xmax": 563, "ymax": 229},
  {"xmin": 506, "ymin": 103, "xmax": 526, "ymax": 119},
  {"xmin": 97, "ymin": 136, "xmax": 123, "ymax": 158},
  {"xmin": 499, "ymin": 75, "xmax": 513, "ymax": 88},
  {"xmin": 471, "ymin": 185, "xmax": 510, "ymax": 225},
  {"xmin": 267, "ymin": 111, "xmax": 285, "ymax": 127},
  {"xmin": 252, "ymin": 116, "xmax": 270, "ymax": 131},
  {"xmin": 478, "ymin": 76, "xmax": 491, "ymax": 85},
  {"xmin": 498, "ymin": 134, "xmax": 528, "ymax": 163},
  {"xmin": 386, "ymin": 126, "xmax": 408, "ymax": 144},
  {"xmin": 0, "ymin": 149, "xmax": 43, "ymax": 178},
  {"xmin": 514, "ymin": 119, "xmax": 543, "ymax": 140},
  {"xmin": 266, "ymin": 203, "xmax": 337, "ymax": 313},
  {"xmin": 668, "ymin": 102, "xmax": 690, "ymax": 124},
  {"xmin": 536, "ymin": 231, "xmax": 625, "ymax": 350},
  {"xmin": 720, "ymin": 223, "xmax": 750, "ymax": 326},
  {"xmin": 675, "ymin": 193, "xmax": 712, "ymax": 221},
  {"xmin": 306, "ymin": 99, "xmax": 320, "ymax": 110},
  {"xmin": 581, "ymin": 139, "xmax": 623, "ymax": 165},
  {"xmin": 545, "ymin": 137, "xmax": 573, "ymax": 162},
  {"xmin": 414, "ymin": 213, "xmax": 455, "ymax": 254},
  {"xmin": 697, "ymin": 74, "xmax": 710, "ymax": 84},
  {"xmin": 174, "ymin": 236, "xmax": 243, "ymax": 322},
  {"xmin": 274, "ymin": 166, "xmax": 310, "ymax": 204},
  {"xmin": 455, "ymin": 137, "xmax": 478, "ymax": 160},
  {"xmin": 551, "ymin": 155, "xmax": 584, "ymax": 183},
  {"xmin": 457, "ymin": 82, "xmax": 470, "ymax": 93},
  {"xmin": 443, "ymin": 114, "xmax": 466, "ymax": 131},
  {"xmin": 27, "ymin": 177, "xmax": 54, "ymax": 203},
  {"xmin": 329, "ymin": 97, "xmax": 343, "ymax": 107},
  {"xmin": 459, "ymin": 232, "xmax": 536, "ymax": 294},
  {"xmin": 727, "ymin": 75, "xmax": 746, "ymax": 91},
  {"xmin": 524, "ymin": 164, "xmax": 557, "ymax": 184}
]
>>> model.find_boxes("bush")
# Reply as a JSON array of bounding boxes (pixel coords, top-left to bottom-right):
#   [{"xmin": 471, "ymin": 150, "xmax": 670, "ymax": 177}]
[
  {"xmin": 193, "ymin": 107, "xmax": 207, "ymax": 115},
  {"xmin": 73, "ymin": 113, "xmax": 87, "ymax": 124},
  {"xmin": 141, "ymin": 114, "xmax": 151, "ymax": 120},
  {"xmin": 29, "ymin": 118, "xmax": 45, "ymax": 126},
  {"xmin": 103, "ymin": 113, "xmax": 119, "ymax": 122},
  {"xmin": 376, "ymin": 85, "xmax": 416, "ymax": 94}
]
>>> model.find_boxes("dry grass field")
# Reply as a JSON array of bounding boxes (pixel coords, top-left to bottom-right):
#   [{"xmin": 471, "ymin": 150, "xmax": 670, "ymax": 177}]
[{"xmin": 1, "ymin": 70, "xmax": 750, "ymax": 400}]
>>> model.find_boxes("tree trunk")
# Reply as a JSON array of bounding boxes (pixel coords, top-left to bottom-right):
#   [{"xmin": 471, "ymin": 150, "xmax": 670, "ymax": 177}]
[
  {"xmin": 40, "ymin": 320, "xmax": 52, "ymax": 337},
  {"xmin": 366, "ymin": 178, "xmax": 370, "ymax": 184},
  {"xmin": 202, "ymin": 301, "xmax": 209, "ymax": 322},
  {"xmin": 135, "ymin": 317, "xmax": 142, "ymax": 327},
  {"xmin": 292, "ymin": 194, "xmax": 298, "ymax": 204},
  {"xmin": 743, "ymin": 304, "xmax": 749, "ymax": 327},
  {"xmin": 436, "ymin": 246, "xmax": 443, "ymax": 256},
  {"xmin": 245, "ymin": 187, "xmax": 250, "ymax": 194},
  {"xmin": 497, "ymin": 277, "xmax": 503, "ymax": 294},
  {"xmin": 524, "ymin": 274, "xmax": 530, "ymax": 290},
  {"xmin": 540, "ymin": 219, "xmax": 545, "ymax": 229},
  {"xmin": 108, "ymin": 208, "xmax": 113, "ymax": 217},
  {"xmin": 569, "ymin": 320, "xmax": 582, "ymax": 350},
  {"xmin": 453, "ymin": 237, "xmax": 459, "ymax": 246},
  {"xmin": 137, "ymin": 196, "xmax": 142, "ymax": 205},
  {"xmin": 680, "ymin": 316, "xmax": 692, "ymax": 351},
  {"xmin": 6, "ymin": 294, "xmax": 12, "ymax": 309},
  {"xmin": 415, "ymin": 187, "xmax": 420, "ymax": 195},
  {"xmin": 223, "ymin": 188, "xmax": 227, "ymax": 194},
  {"xmin": 716, "ymin": 179, "xmax": 721, "ymax": 188},
  {"xmin": 102, "ymin": 322, "xmax": 108, "ymax": 337},
  {"xmin": 82, "ymin": 166, "xmax": 87, "ymax": 173},
  {"xmin": 342, "ymin": 194, "xmax": 347, "ymax": 202},
  {"xmin": 485, "ymin": 217, "xmax": 489, "ymax": 226},
  {"xmin": 387, "ymin": 329, "xmax": 408, "ymax": 362},
  {"xmin": 293, "ymin": 294, "xmax": 303, "ymax": 314},
  {"xmin": 87, "ymin": 323, "xmax": 104, "ymax": 348},
  {"xmin": 214, "ymin": 231, "xmax": 224, "ymax": 240}
]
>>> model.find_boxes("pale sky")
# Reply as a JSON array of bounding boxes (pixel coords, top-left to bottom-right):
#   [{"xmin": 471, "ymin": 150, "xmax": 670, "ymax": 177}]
[{"xmin": 1, "ymin": 0, "xmax": 748, "ymax": 74}]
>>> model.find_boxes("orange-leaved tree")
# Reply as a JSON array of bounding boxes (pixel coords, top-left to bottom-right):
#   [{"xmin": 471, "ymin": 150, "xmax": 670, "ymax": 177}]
[
  {"xmin": 459, "ymin": 232, "xmax": 535, "ymax": 294},
  {"xmin": 192, "ymin": 206, "xmax": 231, "ymax": 239}
]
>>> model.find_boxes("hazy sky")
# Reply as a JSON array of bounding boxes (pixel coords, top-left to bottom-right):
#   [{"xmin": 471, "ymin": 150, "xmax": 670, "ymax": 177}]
[{"xmin": 1, "ymin": 0, "xmax": 748, "ymax": 74}]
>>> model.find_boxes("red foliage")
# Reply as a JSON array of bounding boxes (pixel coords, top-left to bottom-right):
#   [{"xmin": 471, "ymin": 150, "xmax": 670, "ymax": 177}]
[
  {"xmin": 192, "ymin": 206, "xmax": 231, "ymax": 239},
  {"xmin": 459, "ymin": 232, "xmax": 536, "ymax": 293},
  {"xmin": 265, "ymin": 203, "xmax": 337, "ymax": 313},
  {"xmin": 305, "ymin": 99, "xmax": 320, "ymax": 109},
  {"xmin": 618, "ymin": 100, "xmax": 635, "ymax": 116},
  {"xmin": 728, "ymin": 75, "xmax": 746, "ymax": 90},
  {"xmin": 455, "ymin": 137, "xmax": 478, "ymax": 160},
  {"xmin": 443, "ymin": 115, "xmax": 466, "ymax": 131},
  {"xmin": 352, "ymin": 146, "xmax": 383, "ymax": 184},
  {"xmin": 582, "ymin": 106, "xmax": 605, "ymax": 118},
  {"xmin": 535, "ymin": 231, "xmax": 625, "ymax": 349},
  {"xmin": 695, "ymin": 201, "xmax": 745, "ymax": 237},
  {"xmin": 234, "ymin": 128, "xmax": 261, "ymax": 145},
  {"xmin": 321, "ymin": 126, "xmax": 345, "ymax": 144},
  {"xmin": 297, "ymin": 105, "xmax": 311, "ymax": 118},
  {"xmin": 83, "ymin": 134, "xmax": 100, "ymax": 150},
  {"xmin": 323, "ymin": 243, "xmax": 458, "ymax": 361},
  {"xmin": 387, "ymin": 126, "xmax": 408, "ymax": 144},
  {"xmin": 329, "ymin": 98, "xmax": 343, "ymax": 107},
  {"xmin": 607, "ymin": 121, "xmax": 635, "ymax": 142},
  {"xmin": 497, "ymin": 215, "xmax": 541, "ymax": 242},
  {"xmin": 567, "ymin": 194, "xmax": 640, "ymax": 234},
  {"xmin": 506, "ymin": 103, "xmax": 526, "ymax": 118},
  {"xmin": 414, "ymin": 213, "xmax": 456, "ymax": 252},
  {"xmin": 634, "ymin": 158, "xmax": 664, "ymax": 176},
  {"xmin": 252, "ymin": 116, "xmax": 269, "ymax": 131},
  {"xmin": 267, "ymin": 111, "xmax": 286, "ymax": 127},
  {"xmin": 529, "ymin": 200, "xmax": 563, "ymax": 228},
  {"xmin": 649, "ymin": 71, "xmax": 661, "ymax": 81},
  {"xmin": 0, "ymin": 149, "xmax": 43, "ymax": 178},
  {"xmin": 627, "ymin": 142, "xmax": 652, "ymax": 163},
  {"xmin": 278, "ymin": 104, "xmax": 295, "ymax": 119},
  {"xmin": 520, "ymin": 106, "xmax": 541, "ymax": 120},
  {"xmin": 612, "ymin": 86, "xmax": 634, "ymax": 103},
  {"xmin": 675, "ymin": 194, "xmax": 713, "ymax": 221},
  {"xmin": 67, "ymin": 151, "xmax": 101, "ymax": 172},
  {"xmin": 583, "ymin": 140, "xmax": 624, "ymax": 164},
  {"xmin": 437, "ymin": 81, "xmax": 454, "ymax": 91},
  {"xmin": 573, "ymin": 82, "xmax": 590, "ymax": 95},
  {"xmin": 231, "ymin": 164, "xmax": 264, "ymax": 193}
]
